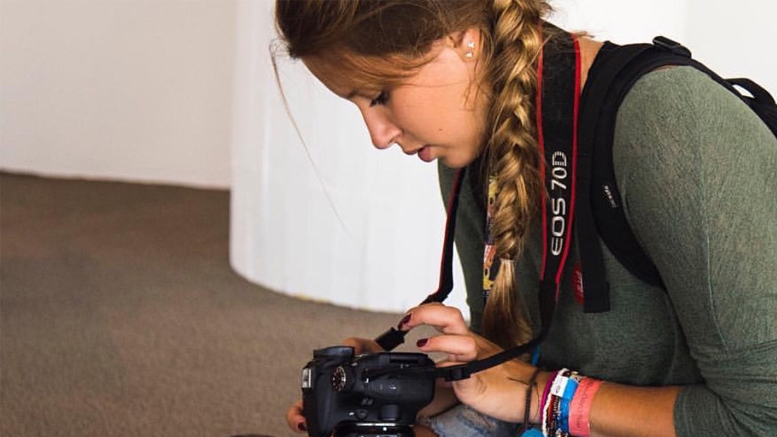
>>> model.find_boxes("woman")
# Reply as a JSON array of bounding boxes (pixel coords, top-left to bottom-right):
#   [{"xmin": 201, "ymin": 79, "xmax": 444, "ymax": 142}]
[{"xmin": 274, "ymin": 1, "xmax": 777, "ymax": 436}]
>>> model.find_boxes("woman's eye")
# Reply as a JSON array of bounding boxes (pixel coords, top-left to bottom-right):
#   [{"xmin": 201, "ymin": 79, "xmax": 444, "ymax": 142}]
[{"xmin": 369, "ymin": 91, "xmax": 389, "ymax": 107}]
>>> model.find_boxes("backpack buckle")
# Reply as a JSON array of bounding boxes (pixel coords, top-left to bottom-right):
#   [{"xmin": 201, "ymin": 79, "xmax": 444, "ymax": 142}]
[{"xmin": 653, "ymin": 36, "xmax": 692, "ymax": 58}]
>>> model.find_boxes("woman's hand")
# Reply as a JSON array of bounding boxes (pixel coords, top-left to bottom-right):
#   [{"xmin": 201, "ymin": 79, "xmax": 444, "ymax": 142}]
[
  {"xmin": 285, "ymin": 336, "xmax": 387, "ymax": 433},
  {"xmin": 400, "ymin": 303, "xmax": 547, "ymax": 424},
  {"xmin": 286, "ymin": 399, "xmax": 307, "ymax": 434}
]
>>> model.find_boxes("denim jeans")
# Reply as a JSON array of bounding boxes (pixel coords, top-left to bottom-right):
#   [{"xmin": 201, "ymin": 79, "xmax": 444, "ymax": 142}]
[{"xmin": 419, "ymin": 404, "xmax": 519, "ymax": 437}]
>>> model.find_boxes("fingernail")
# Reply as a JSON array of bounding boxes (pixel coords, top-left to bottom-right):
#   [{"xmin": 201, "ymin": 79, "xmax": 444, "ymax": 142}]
[
  {"xmin": 416, "ymin": 338, "xmax": 428, "ymax": 348},
  {"xmin": 298, "ymin": 423, "xmax": 307, "ymax": 432},
  {"xmin": 397, "ymin": 314, "xmax": 411, "ymax": 330}
]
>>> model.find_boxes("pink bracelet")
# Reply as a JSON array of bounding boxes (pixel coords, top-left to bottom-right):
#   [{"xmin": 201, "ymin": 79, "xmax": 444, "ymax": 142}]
[{"xmin": 568, "ymin": 377, "xmax": 603, "ymax": 437}]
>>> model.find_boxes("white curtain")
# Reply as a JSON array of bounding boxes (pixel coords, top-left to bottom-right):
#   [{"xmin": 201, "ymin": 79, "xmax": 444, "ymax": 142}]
[{"xmin": 230, "ymin": 0, "xmax": 776, "ymax": 314}]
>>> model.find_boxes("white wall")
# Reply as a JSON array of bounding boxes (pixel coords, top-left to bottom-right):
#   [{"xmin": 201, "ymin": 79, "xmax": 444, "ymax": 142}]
[
  {"xmin": 685, "ymin": 0, "xmax": 777, "ymax": 94},
  {"xmin": 550, "ymin": 0, "xmax": 688, "ymax": 42},
  {"xmin": 0, "ymin": 0, "xmax": 236, "ymax": 188},
  {"xmin": 553, "ymin": 0, "xmax": 776, "ymax": 94}
]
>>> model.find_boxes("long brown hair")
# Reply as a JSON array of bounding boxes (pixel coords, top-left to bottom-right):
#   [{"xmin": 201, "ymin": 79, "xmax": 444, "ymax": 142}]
[{"xmin": 275, "ymin": 0, "xmax": 552, "ymax": 349}]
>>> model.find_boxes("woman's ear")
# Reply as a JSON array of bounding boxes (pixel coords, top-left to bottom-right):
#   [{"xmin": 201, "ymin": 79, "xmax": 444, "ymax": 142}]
[{"xmin": 447, "ymin": 28, "xmax": 482, "ymax": 62}]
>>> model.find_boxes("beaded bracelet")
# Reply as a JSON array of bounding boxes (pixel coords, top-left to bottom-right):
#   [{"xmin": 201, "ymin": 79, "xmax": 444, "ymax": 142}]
[
  {"xmin": 541, "ymin": 369, "xmax": 565, "ymax": 436},
  {"xmin": 539, "ymin": 370, "xmax": 557, "ymax": 437}
]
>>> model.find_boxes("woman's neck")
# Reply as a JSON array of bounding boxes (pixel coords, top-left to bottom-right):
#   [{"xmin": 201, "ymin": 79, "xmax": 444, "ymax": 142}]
[{"xmin": 578, "ymin": 37, "xmax": 604, "ymax": 91}]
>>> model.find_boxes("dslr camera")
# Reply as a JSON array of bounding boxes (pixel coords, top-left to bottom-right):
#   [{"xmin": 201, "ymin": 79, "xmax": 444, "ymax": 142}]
[{"xmin": 301, "ymin": 346, "xmax": 436, "ymax": 437}]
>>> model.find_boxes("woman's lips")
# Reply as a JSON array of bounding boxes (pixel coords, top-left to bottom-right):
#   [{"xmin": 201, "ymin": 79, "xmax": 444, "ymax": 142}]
[
  {"xmin": 417, "ymin": 145, "xmax": 434, "ymax": 162},
  {"xmin": 401, "ymin": 144, "xmax": 435, "ymax": 162}
]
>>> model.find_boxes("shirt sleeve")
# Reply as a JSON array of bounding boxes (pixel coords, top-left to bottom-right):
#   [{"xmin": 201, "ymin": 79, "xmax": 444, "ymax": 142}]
[{"xmin": 613, "ymin": 67, "xmax": 777, "ymax": 436}]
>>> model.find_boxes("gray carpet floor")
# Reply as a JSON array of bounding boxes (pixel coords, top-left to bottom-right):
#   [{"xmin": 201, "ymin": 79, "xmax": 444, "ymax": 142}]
[{"xmin": 0, "ymin": 173, "xmax": 433, "ymax": 437}]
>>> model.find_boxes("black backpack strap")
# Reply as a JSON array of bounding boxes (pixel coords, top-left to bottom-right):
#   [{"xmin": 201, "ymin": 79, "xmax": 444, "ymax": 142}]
[
  {"xmin": 576, "ymin": 42, "xmax": 657, "ymax": 311},
  {"xmin": 578, "ymin": 36, "xmax": 777, "ymax": 297},
  {"xmin": 577, "ymin": 40, "xmax": 684, "ymax": 298}
]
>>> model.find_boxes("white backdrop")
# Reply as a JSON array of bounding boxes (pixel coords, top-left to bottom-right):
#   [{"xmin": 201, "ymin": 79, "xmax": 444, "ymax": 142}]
[{"xmin": 231, "ymin": 0, "xmax": 760, "ymax": 314}]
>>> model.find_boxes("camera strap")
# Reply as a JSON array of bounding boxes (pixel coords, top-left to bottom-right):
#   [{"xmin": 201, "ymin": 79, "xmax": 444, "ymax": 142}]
[
  {"xmin": 374, "ymin": 165, "xmax": 467, "ymax": 351},
  {"xmin": 375, "ymin": 30, "xmax": 582, "ymax": 382}
]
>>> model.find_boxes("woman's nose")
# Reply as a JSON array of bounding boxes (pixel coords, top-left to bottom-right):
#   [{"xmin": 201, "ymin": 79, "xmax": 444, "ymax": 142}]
[{"xmin": 362, "ymin": 110, "xmax": 401, "ymax": 150}]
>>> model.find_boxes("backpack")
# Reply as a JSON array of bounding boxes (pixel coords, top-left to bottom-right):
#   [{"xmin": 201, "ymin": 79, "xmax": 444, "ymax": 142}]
[{"xmin": 577, "ymin": 36, "xmax": 777, "ymax": 308}]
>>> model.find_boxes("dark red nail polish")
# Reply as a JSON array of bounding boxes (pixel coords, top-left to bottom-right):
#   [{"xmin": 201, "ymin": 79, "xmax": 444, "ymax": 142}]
[
  {"xmin": 416, "ymin": 338, "xmax": 428, "ymax": 348},
  {"xmin": 298, "ymin": 423, "xmax": 307, "ymax": 432},
  {"xmin": 397, "ymin": 314, "xmax": 411, "ymax": 329}
]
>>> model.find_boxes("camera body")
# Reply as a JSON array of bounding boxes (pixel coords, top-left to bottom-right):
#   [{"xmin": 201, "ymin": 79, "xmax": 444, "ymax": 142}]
[{"xmin": 301, "ymin": 346, "xmax": 436, "ymax": 437}]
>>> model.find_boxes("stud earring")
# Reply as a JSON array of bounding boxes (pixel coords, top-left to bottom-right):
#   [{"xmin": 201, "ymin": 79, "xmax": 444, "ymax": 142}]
[{"xmin": 465, "ymin": 41, "xmax": 475, "ymax": 58}]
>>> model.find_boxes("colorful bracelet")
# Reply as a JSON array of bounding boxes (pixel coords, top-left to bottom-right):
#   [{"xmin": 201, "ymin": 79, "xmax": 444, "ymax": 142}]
[
  {"xmin": 543, "ymin": 368, "xmax": 569, "ymax": 436},
  {"xmin": 538, "ymin": 368, "xmax": 586, "ymax": 437},
  {"xmin": 535, "ymin": 368, "xmax": 603, "ymax": 437},
  {"xmin": 552, "ymin": 370, "xmax": 581, "ymax": 434},
  {"xmin": 569, "ymin": 377, "xmax": 603, "ymax": 437},
  {"xmin": 546, "ymin": 389, "xmax": 562, "ymax": 436}
]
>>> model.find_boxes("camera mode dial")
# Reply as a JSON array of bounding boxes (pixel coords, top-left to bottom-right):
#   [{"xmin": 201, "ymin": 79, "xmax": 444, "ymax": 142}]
[{"xmin": 332, "ymin": 365, "xmax": 352, "ymax": 392}]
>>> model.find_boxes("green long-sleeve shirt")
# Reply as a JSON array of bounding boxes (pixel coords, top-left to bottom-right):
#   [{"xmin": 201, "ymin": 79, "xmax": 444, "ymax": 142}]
[{"xmin": 438, "ymin": 66, "xmax": 777, "ymax": 435}]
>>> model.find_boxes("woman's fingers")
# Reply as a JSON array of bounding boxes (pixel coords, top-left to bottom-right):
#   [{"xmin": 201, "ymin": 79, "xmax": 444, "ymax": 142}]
[
  {"xmin": 415, "ymin": 333, "xmax": 478, "ymax": 362},
  {"xmin": 402, "ymin": 304, "xmax": 503, "ymax": 362},
  {"xmin": 400, "ymin": 303, "xmax": 469, "ymax": 335},
  {"xmin": 285, "ymin": 400, "xmax": 307, "ymax": 433}
]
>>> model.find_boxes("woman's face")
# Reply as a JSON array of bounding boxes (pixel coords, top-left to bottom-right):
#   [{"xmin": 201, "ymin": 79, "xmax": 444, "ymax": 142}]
[{"xmin": 304, "ymin": 36, "xmax": 490, "ymax": 169}]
